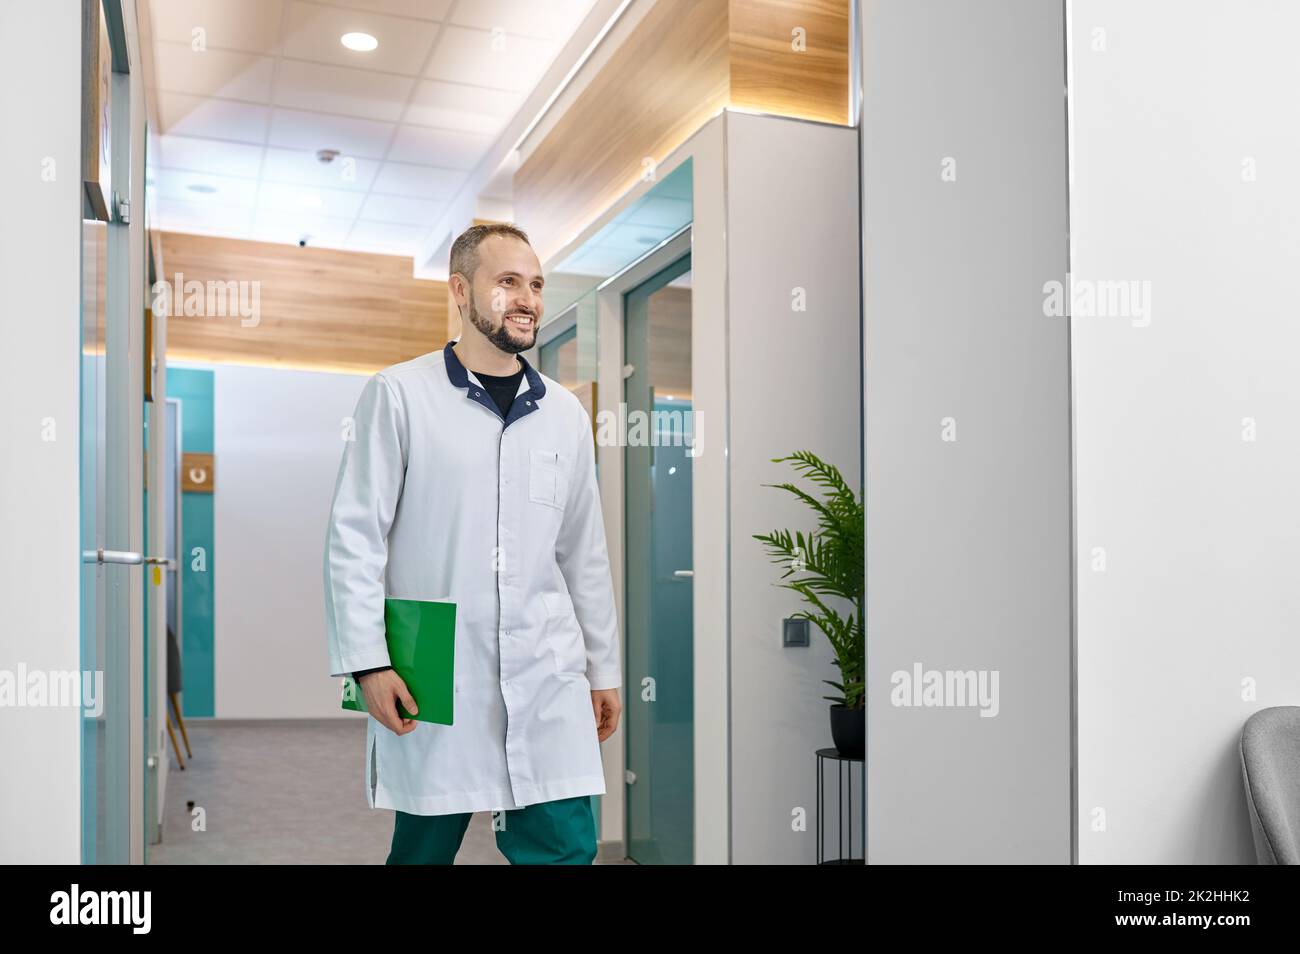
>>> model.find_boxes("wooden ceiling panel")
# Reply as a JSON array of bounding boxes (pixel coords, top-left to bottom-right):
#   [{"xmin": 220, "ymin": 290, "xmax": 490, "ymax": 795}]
[{"xmin": 161, "ymin": 231, "xmax": 451, "ymax": 374}]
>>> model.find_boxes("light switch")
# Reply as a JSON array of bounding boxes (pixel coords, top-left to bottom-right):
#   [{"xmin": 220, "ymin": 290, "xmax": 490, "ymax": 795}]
[{"xmin": 782, "ymin": 617, "xmax": 810, "ymax": 647}]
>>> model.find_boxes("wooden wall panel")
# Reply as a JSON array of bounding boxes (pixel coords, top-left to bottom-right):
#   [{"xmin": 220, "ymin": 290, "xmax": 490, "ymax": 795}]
[
  {"xmin": 648, "ymin": 284, "xmax": 693, "ymax": 400},
  {"xmin": 729, "ymin": 0, "xmax": 850, "ymax": 124},
  {"xmin": 514, "ymin": 0, "xmax": 849, "ymax": 263},
  {"xmin": 160, "ymin": 232, "xmax": 451, "ymax": 374},
  {"xmin": 82, "ymin": 219, "xmax": 107, "ymax": 356},
  {"xmin": 514, "ymin": 0, "xmax": 732, "ymax": 263}
]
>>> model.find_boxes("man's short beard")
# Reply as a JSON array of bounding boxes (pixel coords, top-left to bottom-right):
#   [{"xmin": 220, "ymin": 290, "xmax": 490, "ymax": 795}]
[{"xmin": 466, "ymin": 294, "xmax": 533, "ymax": 355}]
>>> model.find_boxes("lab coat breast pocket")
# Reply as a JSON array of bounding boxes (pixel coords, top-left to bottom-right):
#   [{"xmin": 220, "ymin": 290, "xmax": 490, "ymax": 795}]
[{"xmin": 528, "ymin": 448, "xmax": 570, "ymax": 511}]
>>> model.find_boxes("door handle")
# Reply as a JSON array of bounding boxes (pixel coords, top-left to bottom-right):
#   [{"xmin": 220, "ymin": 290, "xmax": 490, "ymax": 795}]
[
  {"xmin": 672, "ymin": 569, "xmax": 694, "ymax": 579},
  {"xmin": 625, "ymin": 770, "xmax": 638, "ymax": 785},
  {"xmin": 84, "ymin": 548, "xmax": 143, "ymax": 565},
  {"xmin": 82, "ymin": 549, "xmax": 168, "ymax": 566}
]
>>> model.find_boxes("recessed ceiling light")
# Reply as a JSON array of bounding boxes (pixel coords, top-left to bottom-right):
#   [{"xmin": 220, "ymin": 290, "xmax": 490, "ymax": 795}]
[
  {"xmin": 340, "ymin": 32, "xmax": 378, "ymax": 52},
  {"xmin": 187, "ymin": 183, "xmax": 217, "ymax": 194}
]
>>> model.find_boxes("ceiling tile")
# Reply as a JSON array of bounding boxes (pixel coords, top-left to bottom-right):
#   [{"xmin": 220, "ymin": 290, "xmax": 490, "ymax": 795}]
[
  {"xmin": 261, "ymin": 147, "xmax": 380, "ymax": 192},
  {"xmin": 359, "ymin": 192, "xmax": 446, "ymax": 226},
  {"xmin": 480, "ymin": 159, "xmax": 515, "ymax": 200},
  {"xmin": 150, "ymin": 0, "xmax": 285, "ymax": 55},
  {"xmin": 153, "ymin": 41, "xmax": 276, "ymax": 101},
  {"xmin": 159, "ymin": 91, "xmax": 270, "ymax": 143},
  {"xmin": 424, "ymin": 26, "xmax": 556, "ymax": 93},
  {"xmin": 251, "ymin": 208, "xmax": 354, "ymax": 246},
  {"xmin": 158, "ymin": 135, "xmax": 265, "ymax": 179},
  {"xmin": 371, "ymin": 161, "xmax": 465, "ymax": 200},
  {"xmin": 281, "ymin": 0, "xmax": 440, "ymax": 75},
  {"xmin": 347, "ymin": 220, "xmax": 431, "ymax": 255},
  {"xmin": 154, "ymin": 168, "xmax": 261, "ymax": 209},
  {"xmin": 268, "ymin": 108, "xmax": 395, "ymax": 158},
  {"xmin": 258, "ymin": 180, "xmax": 366, "ymax": 219},
  {"xmin": 314, "ymin": 0, "xmax": 453, "ymax": 22},
  {"xmin": 564, "ymin": 244, "xmax": 640, "ymax": 277},
  {"xmin": 600, "ymin": 221, "xmax": 677, "ymax": 253},
  {"xmin": 405, "ymin": 80, "xmax": 522, "ymax": 134},
  {"xmin": 386, "ymin": 125, "xmax": 491, "ymax": 168},
  {"xmin": 624, "ymin": 195, "xmax": 694, "ymax": 230},
  {"xmin": 450, "ymin": 0, "xmax": 595, "ymax": 41},
  {"xmin": 146, "ymin": 0, "xmax": 600, "ymax": 256},
  {"xmin": 273, "ymin": 59, "xmax": 414, "ymax": 121},
  {"xmin": 154, "ymin": 197, "xmax": 254, "ymax": 237}
]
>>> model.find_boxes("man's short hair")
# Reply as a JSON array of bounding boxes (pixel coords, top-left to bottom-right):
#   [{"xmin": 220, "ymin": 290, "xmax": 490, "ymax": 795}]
[{"xmin": 448, "ymin": 223, "xmax": 532, "ymax": 285}]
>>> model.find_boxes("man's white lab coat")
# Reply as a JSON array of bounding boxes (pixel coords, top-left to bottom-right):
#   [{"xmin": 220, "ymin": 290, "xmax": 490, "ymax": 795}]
[{"xmin": 323, "ymin": 339, "xmax": 621, "ymax": 815}]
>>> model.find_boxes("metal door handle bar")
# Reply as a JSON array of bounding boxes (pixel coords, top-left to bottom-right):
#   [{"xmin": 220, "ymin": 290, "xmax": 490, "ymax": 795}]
[{"xmin": 82, "ymin": 549, "xmax": 167, "ymax": 566}]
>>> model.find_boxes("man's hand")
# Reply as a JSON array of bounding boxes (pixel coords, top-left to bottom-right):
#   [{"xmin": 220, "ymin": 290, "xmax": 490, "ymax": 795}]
[
  {"xmin": 591, "ymin": 688, "xmax": 622, "ymax": 742},
  {"xmin": 360, "ymin": 669, "xmax": 419, "ymax": 735}
]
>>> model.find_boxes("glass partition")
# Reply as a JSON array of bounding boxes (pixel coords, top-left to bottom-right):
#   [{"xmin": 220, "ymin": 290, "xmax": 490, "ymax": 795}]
[
  {"xmin": 543, "ymin": 161, "xmax": 693, "ymax": 320},
  {"xmin": 536, "ymin": 159, "xmax": 694, "ymax": 848},
  {"xmin": 538, "ymin": 160, "xmax": 693, "ymax": 394}
]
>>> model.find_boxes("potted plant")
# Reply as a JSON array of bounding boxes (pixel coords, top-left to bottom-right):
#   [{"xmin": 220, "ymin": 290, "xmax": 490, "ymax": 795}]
[{"xmin": 754, "ymin": 452, "xmax": 864, "ymax": 759}]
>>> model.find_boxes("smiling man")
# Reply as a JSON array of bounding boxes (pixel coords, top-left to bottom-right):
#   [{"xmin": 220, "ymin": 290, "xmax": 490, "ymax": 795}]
[{"xmin": 324, "ymin": 223, "xmax": 622, "ymax": 865}]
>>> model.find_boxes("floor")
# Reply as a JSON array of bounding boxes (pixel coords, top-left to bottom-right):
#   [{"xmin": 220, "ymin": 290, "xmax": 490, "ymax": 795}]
[{"xmin": 148, "ymin": 720, "xmax": 630, "ymax": 865}]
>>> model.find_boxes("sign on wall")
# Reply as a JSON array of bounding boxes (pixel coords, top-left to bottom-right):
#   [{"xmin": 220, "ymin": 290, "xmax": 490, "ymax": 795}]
[{"xmin": 182, "ymin": 453, "xmax": 214, "ymax": 493}]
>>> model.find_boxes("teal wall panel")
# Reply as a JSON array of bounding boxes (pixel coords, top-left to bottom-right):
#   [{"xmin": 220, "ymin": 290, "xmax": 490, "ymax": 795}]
[{"xmin": 167, "ymin": 367, "xmax": 215, "ymax": 717}]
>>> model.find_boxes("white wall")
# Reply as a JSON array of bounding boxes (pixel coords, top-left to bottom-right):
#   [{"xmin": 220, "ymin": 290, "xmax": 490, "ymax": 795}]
[
  {"xmin": 194, "ymin": 364, "xmax": 369, "ymax": 719},
  {"xmin": 862, "ymin": 0, "xmax": 1073, "ymax": 863},
  {"xmin": 726, "ymin": 112, "xmax": 862, "ymax": 865},
  {"xmin": 0, "ymin": 0, "xmax": 83, "ymax": 863},
  {"xmin": 1071, "ymin": 0, "xmax": 1300, "ymax": 863}
]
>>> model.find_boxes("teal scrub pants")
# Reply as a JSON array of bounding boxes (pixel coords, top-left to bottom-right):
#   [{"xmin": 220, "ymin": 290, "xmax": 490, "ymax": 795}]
[{"xmin": 386, "ymin": 795, "xmax": 597, "ymax": 865}]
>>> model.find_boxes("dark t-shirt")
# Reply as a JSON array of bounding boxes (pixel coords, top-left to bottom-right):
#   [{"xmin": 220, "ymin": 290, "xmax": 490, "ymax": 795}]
[
  {"xmin": 471, "ymin": 363, "xmax": 526, "ymax": 420},
  {"xmin": 351, "ymin": 359, "xmax": 525, "ymax": 683}
]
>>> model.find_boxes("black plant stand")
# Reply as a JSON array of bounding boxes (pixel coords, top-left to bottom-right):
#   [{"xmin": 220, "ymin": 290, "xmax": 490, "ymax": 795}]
[{"xmin": 816, "ymin": 748, "xmax": 865, "ymax": 864}]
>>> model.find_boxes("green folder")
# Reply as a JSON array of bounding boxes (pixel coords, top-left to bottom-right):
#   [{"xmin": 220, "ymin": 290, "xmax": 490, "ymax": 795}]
[{"xmin": 340, "ymin": 598, "xmax": 456, "ymax": 725}]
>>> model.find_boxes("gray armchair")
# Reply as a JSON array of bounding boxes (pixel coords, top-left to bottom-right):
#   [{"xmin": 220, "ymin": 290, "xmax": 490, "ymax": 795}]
[{"xmin": 1239, "ymin": 706, "xmax": 1300, "ymax": 864}]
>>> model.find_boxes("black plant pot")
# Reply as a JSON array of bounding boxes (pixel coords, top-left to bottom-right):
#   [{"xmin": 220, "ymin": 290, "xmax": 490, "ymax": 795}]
[{"xmin": 829, "ymin": 704, "xmax": 864, "ymax": 759}]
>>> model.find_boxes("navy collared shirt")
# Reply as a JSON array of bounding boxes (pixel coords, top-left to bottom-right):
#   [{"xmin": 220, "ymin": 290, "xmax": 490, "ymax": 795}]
[{"xmin": 443, "ymin": 338, "xmax": 547, "ymax": 429}]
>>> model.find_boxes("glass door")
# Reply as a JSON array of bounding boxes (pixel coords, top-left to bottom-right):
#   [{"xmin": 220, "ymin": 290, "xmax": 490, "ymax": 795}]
[
  {"xmin": 80, "ymin": 205, "xmax": 111, "ymax": 862},
  {"xmin": 80, "ymin": 0, "xmax": 142, "ymax": 864},
  {"xmin": 623, "ymin": 253, "xmax": 694, "ymax": 864},
  {"xmin": 143, "ymin": 161, "xmax": 170, "ymax": 856},
  {"xmin": 538, "ymin": 320, "xmax": 579, "ymax": 389}
]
